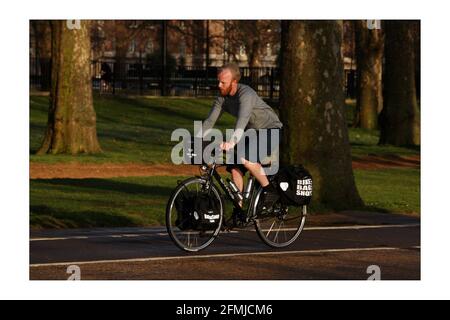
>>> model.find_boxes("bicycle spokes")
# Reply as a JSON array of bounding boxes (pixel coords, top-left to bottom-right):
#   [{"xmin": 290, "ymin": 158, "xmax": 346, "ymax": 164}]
[
  {"xmin": 166, "ymin": 178, "xmax": 223, "ymax": 252},
  {"xmin": 254, "ymin": 200, "xmax": 307, "ymax": 248}
]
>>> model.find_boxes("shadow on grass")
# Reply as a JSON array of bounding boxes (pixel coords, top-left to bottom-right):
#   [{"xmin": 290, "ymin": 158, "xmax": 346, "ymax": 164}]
[
  {"xmin": 352, "ymin": 156, "xmax": 420, "ymax": 169},
  {"xmin": 109, "ymin": 96, "xmax": 205, "ymax": 124},
  {"xmin": 30, "ymin": 123, "xmax": 46, "ymax": 155},
  {"xmin": 30, "ymin": 178, "xmax": 173, "ymax": 228},
  {"xmin": 376, "ymin": 143, "xmax": 421, "ymax": 151},
  {"xmin": 308, "ymin": 202, "xmax": 394, "ymax": 216},
  {"xmin": 32, "ymin": 178, "xmax": 174, "ymax": 196},
  {"xmin": 30, "ymin": 205, "xmax": 141, "ymax": 229},
  {"xmin": 351, "ymin": 141, "xmax": 420, "ymax": 150}
]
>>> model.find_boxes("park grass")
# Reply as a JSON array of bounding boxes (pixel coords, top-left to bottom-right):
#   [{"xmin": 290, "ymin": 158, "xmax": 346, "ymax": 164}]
[
  {"xmin": 354, "ymin": 168, "xmax": 420, "ymax": 214},
  {"xmin": 30, "ymin": 95, "xmax": 420, "ymax": 229},
  {"xmin": 30, "ymin": 95, "xmax": 235, "ymax": 164},
  {"xmin": 343, "ymin": 99, "xmax": 420, "ymax": 157},
  {"xmin": 30, "ymin": 95, "xmax": 419, "ymax": 164},
  {"xmin": 30, "ymin": 176, "xmax": 181, "ymax": 229},
  {"xmin": 30, "ymin": 167, "xmax": 420, "ymax": 229}
]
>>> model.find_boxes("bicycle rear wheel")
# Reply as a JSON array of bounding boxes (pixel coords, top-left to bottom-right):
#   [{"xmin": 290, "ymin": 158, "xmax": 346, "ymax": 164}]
[
  {"xmin": 252, "ymin": 187, "xmax": 307, "ymax": 248},
  {"xmin": 166, "ymin": 177, "xmax": 224, "ymax": 252}
]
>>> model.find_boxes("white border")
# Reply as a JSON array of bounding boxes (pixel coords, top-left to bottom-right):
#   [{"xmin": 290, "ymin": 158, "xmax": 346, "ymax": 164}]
[{"xmin": 1, "ymin": 0, "xmax": 449, "ymax": 300}]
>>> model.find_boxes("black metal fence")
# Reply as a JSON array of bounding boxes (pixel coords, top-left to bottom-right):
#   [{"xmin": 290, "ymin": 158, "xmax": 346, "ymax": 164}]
[
  {"xmin": 89, "ymin": 60, "xmax": 281, "ymax": 98},
  {"xmin": 30, "ymin": 58, "xmax": 356, "ymax": 99},
  {"xmin": 30, "ymin": 58, "xmax": 51, "ymax": 91}
]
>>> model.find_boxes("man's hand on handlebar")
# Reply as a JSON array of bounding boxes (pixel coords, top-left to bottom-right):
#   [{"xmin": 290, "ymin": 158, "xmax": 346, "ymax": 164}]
[{"xmin": 219, "ymin": 141, "xmax": 235, "ymax": 151}]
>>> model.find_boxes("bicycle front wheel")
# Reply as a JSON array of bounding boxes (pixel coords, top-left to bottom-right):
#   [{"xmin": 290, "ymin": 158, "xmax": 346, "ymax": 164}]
[
  {"xmin": 166, "ymin": 177, "xmax": 224, "ymax": 252},
  {"xmin": 252, "ymin": 187, "xmax": 307, "ymax": 248}
]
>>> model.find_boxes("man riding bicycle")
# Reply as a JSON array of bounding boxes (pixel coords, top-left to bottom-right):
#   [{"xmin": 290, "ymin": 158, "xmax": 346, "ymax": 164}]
[{"xmin": 196, "ymin": 63, "xmax": 283, "ymax": 212}]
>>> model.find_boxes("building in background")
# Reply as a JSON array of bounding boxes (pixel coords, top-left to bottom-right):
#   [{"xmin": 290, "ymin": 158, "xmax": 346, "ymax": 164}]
[{"xmin": 30, "ymin": 20, "xmax": 356, "ymax": 97}]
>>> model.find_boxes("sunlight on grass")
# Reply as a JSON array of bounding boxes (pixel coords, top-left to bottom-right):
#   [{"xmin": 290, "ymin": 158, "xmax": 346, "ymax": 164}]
[
  {"xmin": 30, "ymin": 95, "xmax": 419, "ymax": 163},
  {"xmin": 30, "ymin": 167, "xmax": 419, "ymax": 229},
  {"xmin": 30, "ymin": 95, "xmax": 420, "ymax": 228}
]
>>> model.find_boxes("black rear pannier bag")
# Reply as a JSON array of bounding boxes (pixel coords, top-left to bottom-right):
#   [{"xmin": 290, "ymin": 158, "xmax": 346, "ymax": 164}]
[
  {"xmin": 175, "ymin": 190, "xmax": 221, "ymax": 231},
  {"xmin": 272, "ymin": 165, "xmax": 313, "ymax": 206}
]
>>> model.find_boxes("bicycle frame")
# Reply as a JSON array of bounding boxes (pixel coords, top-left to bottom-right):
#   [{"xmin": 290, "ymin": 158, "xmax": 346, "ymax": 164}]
[
  {"xmin": 201, "ymin": 162, "xmax": 258, "ymax": 219},
  {"xmin": 167, "ymin": 161, "xmax": 308, "ymax": 251}
]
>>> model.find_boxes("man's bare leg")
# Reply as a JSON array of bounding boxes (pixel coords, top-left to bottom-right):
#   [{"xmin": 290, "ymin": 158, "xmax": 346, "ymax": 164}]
[
  {"xmin": 242, "ymin": 160, "xmax": 269, "ymax": 187},
  {"xmin": 231, "ymin": 168, "xmax": 244, "ymax": 192},
  {"xmin": 242, "ymin": 159, "xmax": 278, "ymax": 211}
]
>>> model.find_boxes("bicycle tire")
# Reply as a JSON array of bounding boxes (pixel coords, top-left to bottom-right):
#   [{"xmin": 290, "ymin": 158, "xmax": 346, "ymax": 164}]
[
  {"xmin": 166, "ymin": 177, "xmax": 224, "ymax": 252},
  {"xmin": 251, "ymin": 186, "xmax": 307, "ymax": 248}
]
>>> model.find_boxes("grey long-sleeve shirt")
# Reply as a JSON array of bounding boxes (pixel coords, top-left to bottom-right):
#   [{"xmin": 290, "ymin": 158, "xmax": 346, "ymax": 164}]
[{"xmin": 199, "ymin": 84, "xmax": 283, "ymax": 143}]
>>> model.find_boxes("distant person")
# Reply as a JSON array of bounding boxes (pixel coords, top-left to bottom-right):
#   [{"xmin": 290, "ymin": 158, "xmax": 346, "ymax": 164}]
[{"xmin": 100, "ymin": 62, "xmax": 112, "ymax": 92}]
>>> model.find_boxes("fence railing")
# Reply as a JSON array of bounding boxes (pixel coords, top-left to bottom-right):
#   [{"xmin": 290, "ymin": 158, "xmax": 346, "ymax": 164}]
[
  {"xmin": 30, "ymin": 58, "xmax": 356, "ymax": 99},
  {"xmin": 89, "ymin": 60, "xmax": 281, "ymax": 98},
  {"xmin": 30, "ymin": 58, "xmax": 51, "ymax": 91}
]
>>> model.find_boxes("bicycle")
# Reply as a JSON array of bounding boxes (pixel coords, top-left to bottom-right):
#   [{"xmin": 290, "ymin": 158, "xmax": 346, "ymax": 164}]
[{"xmin": 165, "ymin": 151, "xmax": 308, "ymax": 252}]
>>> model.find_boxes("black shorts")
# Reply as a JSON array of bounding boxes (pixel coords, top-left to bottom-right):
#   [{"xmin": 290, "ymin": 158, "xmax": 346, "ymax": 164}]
[{"xmin": 226, "ymin": 128, "xmax": 282, "ymax": 176}]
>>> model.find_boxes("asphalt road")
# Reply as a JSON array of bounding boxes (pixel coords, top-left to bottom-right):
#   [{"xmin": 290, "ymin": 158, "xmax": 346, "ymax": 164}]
[{"xmin": 29, "ymin": 212, "xmax": 420, "ymax": 280}]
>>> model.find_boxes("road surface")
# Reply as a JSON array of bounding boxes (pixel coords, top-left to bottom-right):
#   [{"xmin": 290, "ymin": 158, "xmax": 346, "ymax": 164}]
[{"xmin": 30, "ymin": 211, "xmax": 420, "ymax": 280}]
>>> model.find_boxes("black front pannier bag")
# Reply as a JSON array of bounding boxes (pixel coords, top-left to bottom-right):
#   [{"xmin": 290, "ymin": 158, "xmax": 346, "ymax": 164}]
[
  {"xmin": 272, "ymin": 165, "xmax": 313, "ymax": 206},
  {"xmin": 174, "ymin": 190, "xmax": 221, "ymax": 231}
]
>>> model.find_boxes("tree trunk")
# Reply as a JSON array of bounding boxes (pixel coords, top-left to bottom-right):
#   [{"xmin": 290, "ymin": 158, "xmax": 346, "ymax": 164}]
[
  {"xmin": 114, "ymin": 21, "xmax": 131, "ymax": 89},
  {"xmin": 354, "ymin": 20, "xmax": 384, "ymax": 129},
  {"xmin": 192, "ymin": 21, "xmax": 205, "ymax": 67},
  {"xmin": 379, "ymin": 20, "xmax": 420, "ymax": 146},
  {"xmin": 279, "ymin": 20, "xmax": 363, "ymax": 210},
  {"xmin": 248, "ymin": 38, "xmax": 262, "ymax": 87},
  {"xmin": 37, "ymin": 20, "xmax": 102, "ymax": 155}
]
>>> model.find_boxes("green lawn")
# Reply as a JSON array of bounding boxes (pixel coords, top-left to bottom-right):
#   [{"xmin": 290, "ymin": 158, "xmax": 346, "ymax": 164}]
[
  {"xmin": 30, "ymin": 95, "xmax": 235, "ymax": 164},
  {"xmin": 30, "ymin": 95, "xmax": 420, "ymax": 229},
  {"xmin": 344, "ymin": 99, "xmax": 420, "ymax": 157},
  {"xmin": 354, "ymin": 168, "xmax": 420, "ymax": 214},
  {"xmin": 30, "ymin": 95, "xmax": 419, "ymax": 163},
  {"xmin": 30, "ymin": 167, "xmax": 420, "ymax": 229},
  {"xmin": 30, "ymin": 176, "xmax": 180, "ymax": 228}
]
